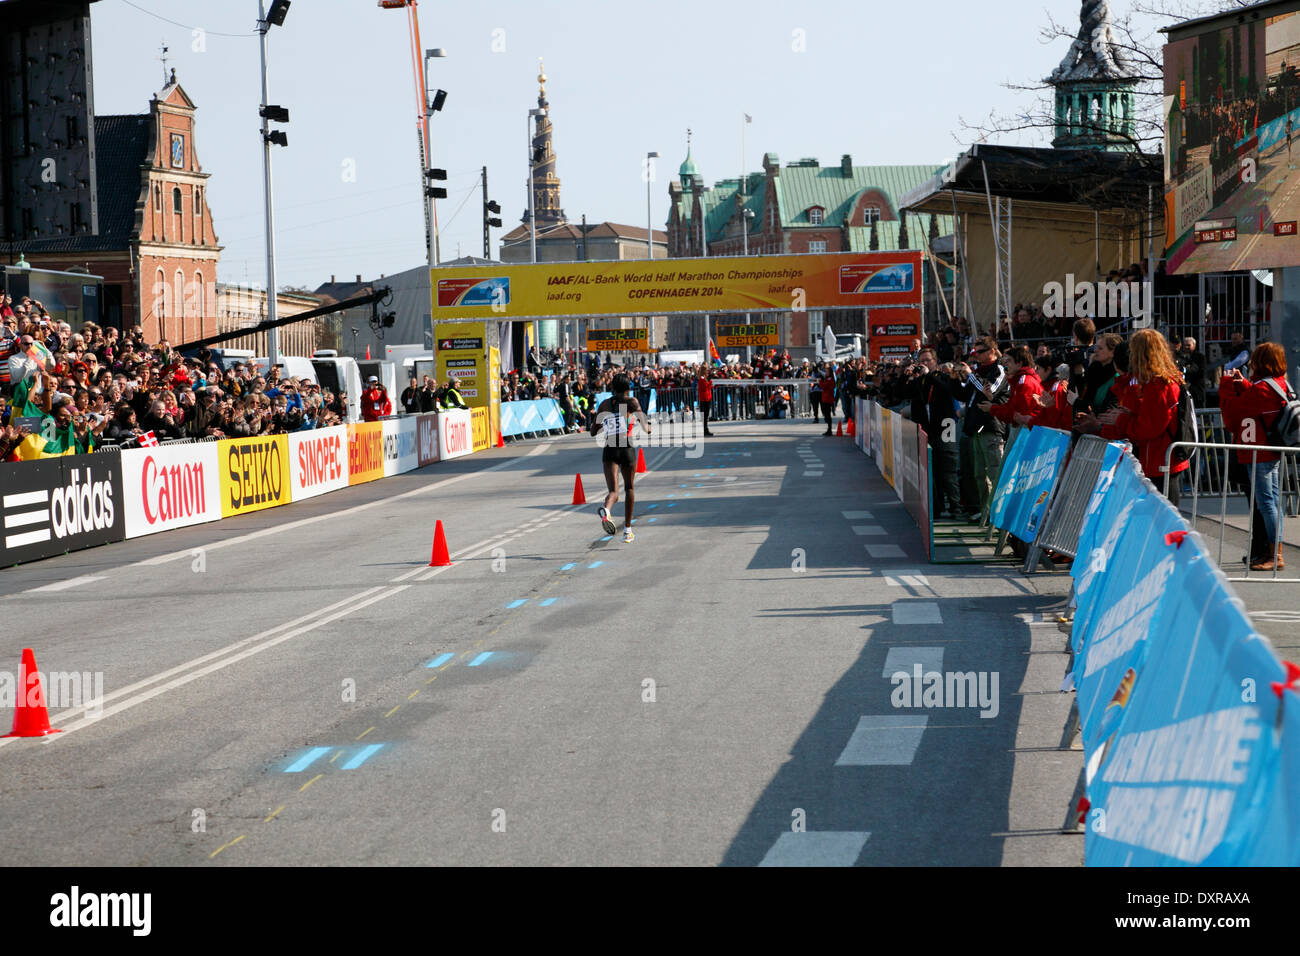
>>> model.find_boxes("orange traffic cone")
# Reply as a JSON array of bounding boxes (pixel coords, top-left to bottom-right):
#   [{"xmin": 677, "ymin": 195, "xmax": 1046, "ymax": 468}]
[
  {"xmin": 3, "ymin": 648, "xmax": 61, "ymax": 738},
  {"xmin": 636, "ymin": 448, "xmax": 647, "ymax": 474},
  {"xmin": 429, "ymin": 520, "xmax": 452, "ymax": 567},
  {"xmin": 496, "ymin": 431, "xmax": 505, "ymax": 448},
  {"xmin": 836, "ymin": 421, "xmax": 844, "ymax": 437},
  {"xmin": 572, "ymin": 474, "xmax": 587, "ymax": 505},
  {"xmin": 846, "ymin": 416, "xmax": 856, "ymax": 437}
]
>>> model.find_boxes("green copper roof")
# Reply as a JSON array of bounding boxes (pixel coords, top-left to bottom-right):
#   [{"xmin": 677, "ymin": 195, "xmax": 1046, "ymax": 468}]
[{"xmin": 679, "ymin": 149, "xmax": 698, "ymax": 178}]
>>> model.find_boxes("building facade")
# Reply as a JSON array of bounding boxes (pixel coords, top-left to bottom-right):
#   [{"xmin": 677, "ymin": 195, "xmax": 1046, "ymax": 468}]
[{"xmin": 7, "ymin": 71, "xmax": 221, "ymax": 344}]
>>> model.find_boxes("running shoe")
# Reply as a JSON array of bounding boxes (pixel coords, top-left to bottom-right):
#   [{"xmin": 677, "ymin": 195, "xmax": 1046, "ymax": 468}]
[
  {"xmin": 623, "ymin": 528, "xmax": 635, "ymax": 543},
  {"xmin": 598, "ymin": 506, "xmax": 617, "ymax": 536}
]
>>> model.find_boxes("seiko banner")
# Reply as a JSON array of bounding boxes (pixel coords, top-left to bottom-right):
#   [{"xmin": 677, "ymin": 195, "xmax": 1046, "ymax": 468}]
[
  {"xmin": 416, "ymin": 414, "xmax": 440, "ymax": 468},
  {"xmin": 219, "ymin": 435, "xmax": 291, "ymax": 518},
  {"xmin": 438, "ymin": 408, "xmax": 473, "ymax": 461},
  {"xmin": 289, "ymin": 426, "xmax": 348, "ymax": 500},
  {"xmin": 382, "ymin": 417, "xmax": 419, "ymax": 477},
  {"xmin": 122, "ymin": 443, "xmax": 222, "ymax": 538},
  {"xmin": 0, "ymin": 452, "xmax": 125, "ymax": 567}
]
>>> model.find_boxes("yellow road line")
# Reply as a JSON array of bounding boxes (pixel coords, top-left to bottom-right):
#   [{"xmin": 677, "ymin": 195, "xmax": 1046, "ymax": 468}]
[
  {"xmin": 425, "ymin": 675, "xmax": 438, "ymax": 685},
  {"xmin": 384, "ymin": 705, "xmax": 400, "ymax": 718},
  {"xmin": 329, "ymin": 750, "xmax": 343, "ymax": 764},
  {"xmin": 298, "ymin": 773, "xmax": 323, "ymax": 793},
  {"xmin": 357, "ymin": 726, "xmax": 375, "ymax": 740},
  {"xmin": 407, "ymin": 689, "xmax": 420, "ymax": 700},
  {"xmin": 264, "ymin": 805, "xmax": 286, "ymax": 823},
  {"xmin": 209, "ymin": 834, "xmax": 245, "ymax": 859}
]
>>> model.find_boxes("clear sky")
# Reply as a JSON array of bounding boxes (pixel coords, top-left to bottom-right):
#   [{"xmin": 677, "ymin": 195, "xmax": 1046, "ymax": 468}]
[{"xmin": 86, "ymin": 0, "xmax": 1153, "ymax": 290}]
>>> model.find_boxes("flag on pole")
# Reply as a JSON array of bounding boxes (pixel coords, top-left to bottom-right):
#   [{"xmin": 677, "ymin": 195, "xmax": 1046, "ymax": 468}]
[{"xmin": 707, "ymin": 337, "xmax": 723, "ymax": 367}]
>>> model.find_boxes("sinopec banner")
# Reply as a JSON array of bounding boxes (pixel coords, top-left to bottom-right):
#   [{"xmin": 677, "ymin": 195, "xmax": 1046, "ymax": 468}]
[
  {"xmin": 122, "ymin": 443, "xmax": 222, "ymax": 538},
  {"xmin": 289, "ymin": 426, "xmax": 348, "ymax": 500},
  {"xmin": 347, "ymin": 421, "xmax": 384, "ymax": 486},
  {"xmin": 219, "ymin": 435, "xmax": 290, "ymax": 518},
  {"xmin": 0, "ymin": 452, "xmax": 124, "ymax": 567}
]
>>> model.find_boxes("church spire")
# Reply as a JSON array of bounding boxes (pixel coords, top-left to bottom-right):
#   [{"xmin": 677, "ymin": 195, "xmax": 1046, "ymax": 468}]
[
  {"xmin": 523, "ymin": 58, "xmax": 566, "ymax": 225},
  {"xmin": 1047, "ymin": 0, "xmax": 1138, "ymax": 150}
]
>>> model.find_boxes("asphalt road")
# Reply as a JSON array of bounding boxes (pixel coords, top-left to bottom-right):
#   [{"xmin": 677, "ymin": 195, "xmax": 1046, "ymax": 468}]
[{"xmin": 0, "ymin": 419, "xmax": 1083, "ymax": 866}]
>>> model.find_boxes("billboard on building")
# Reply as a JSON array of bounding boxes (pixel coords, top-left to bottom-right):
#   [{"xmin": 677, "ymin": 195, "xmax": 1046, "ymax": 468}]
[{"xmin": 1164, "ymin": 5, "xmax": 1300, "ymax": 272}]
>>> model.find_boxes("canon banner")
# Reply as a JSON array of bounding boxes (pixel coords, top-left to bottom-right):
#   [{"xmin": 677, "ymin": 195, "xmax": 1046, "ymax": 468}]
[
  {"xmin": 122, "ymin": 443, "xmax": 222, "ymax": 538},
  {"xmin": 416, "ymin": 414, "xmax": 440, "ymax": 467},
  {"xmin": 289, "ymin": 426, "xmax": 349, "ymax": 500},
  {"xmin": 382, "ymin": 417, "xmax": 419, "ymax": 477},
  {"xmin": 219, "ymin": 435, "xmax": 290, "ymax": 518},
  {"xmin": 0, "ymin": 452, "xmax": 125, "ymax": 567},
  {"xmin": 438, "ymin": 408, "xmax": 472, "ymax": 461}
]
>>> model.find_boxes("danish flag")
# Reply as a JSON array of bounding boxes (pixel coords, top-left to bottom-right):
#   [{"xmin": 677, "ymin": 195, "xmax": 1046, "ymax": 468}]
[{"xmin": 138, "ymin": 431, "xmax": 159, "ymax": 447}]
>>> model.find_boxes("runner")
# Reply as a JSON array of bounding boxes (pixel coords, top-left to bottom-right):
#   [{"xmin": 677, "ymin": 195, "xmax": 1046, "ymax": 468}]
[{"xmin": 590, "ymin": 373, "xmax": 652, "ymax": 542}]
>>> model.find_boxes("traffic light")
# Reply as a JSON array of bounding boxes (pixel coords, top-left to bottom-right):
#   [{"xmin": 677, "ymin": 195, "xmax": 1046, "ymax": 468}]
[
  {"xmin": 484, "ymin": 198, "xmax": 501, "ymax": 229},
  {"xmin": 429, "ymin": 89, "xmax": 447, "ymax": 113},
  {"xmin": 425, "ymin": 167, "xmax": 447, "ymax": 199},
  {"xmin": 260, "ymin": 104, "xmax": 289, "ymax": 147}
]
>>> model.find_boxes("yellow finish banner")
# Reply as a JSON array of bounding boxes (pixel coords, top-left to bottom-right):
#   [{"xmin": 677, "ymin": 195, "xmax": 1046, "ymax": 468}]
[{"xmin": 432, "ymin": 251, "xmax": 922, "ymax": 319}]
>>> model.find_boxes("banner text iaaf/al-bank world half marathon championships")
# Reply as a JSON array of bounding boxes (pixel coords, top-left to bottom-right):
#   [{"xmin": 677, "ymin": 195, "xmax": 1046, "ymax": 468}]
[{"xmin": 547, "ymin": 266, "xmax": 807, "ymax": 301}]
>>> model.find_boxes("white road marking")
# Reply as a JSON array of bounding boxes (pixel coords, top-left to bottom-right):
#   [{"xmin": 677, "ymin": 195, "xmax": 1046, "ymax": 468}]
[
  {"xmin": 852, "ymin": 525, "xmax": 886, "ymax": 536},
  {"xmin": 891, "ymin": 602, "xmax": 943, "ymax": 626},
  {"xmin": 884, "ymin": 569, "xmax": 929, "ymax": 587},
  {"xmin": 881, "ymin": 645, "xmax": 944, "ymax": 678},
  {"xmin": 802, "ymin": 471, "xmax": 824, "ymax": 478},
  {"xmin": 865, "ymin": 543, "xmax": 906, "ymax": 559},
  {"xmin": 758, "ymin": 831, "xmax": 871, "ymax": 867},
  {"xmin": 835, "ymin": 715, "xmax": 929, "ymax": 766},
  {"xmin": 842, "ymin": 511, "xmax": 873, "ymax": 520},
  {"xmin": 25, "ymin": 575, "xmax": 105, "ymax": 593}
]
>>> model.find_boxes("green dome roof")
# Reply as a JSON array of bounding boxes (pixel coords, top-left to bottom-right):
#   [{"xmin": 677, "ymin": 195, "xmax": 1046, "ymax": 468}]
[{"xmin": 679, "ymin": 150, "xmax": 698, "ymax": 178}]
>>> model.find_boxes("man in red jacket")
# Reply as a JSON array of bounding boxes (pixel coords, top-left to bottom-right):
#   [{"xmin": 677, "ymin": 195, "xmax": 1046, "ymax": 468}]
[{"xmin": 361, "ymin": 375, "xmax": 391, "ymax": 422}]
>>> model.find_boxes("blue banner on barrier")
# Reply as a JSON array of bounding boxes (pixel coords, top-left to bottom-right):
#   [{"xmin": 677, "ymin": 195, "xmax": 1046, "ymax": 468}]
[
  {"xmin": 1083, "ymin": 544, "xmax": 1287, "ymax": 865},
  {"xmin": 1071, "ymin": 458, "xmax": 1150, "ymax": 656},
  {"xmin": 1074, "ymin": 492, "xmax": 1184, "ymax": 753},
  {"xmin": 990, "ymin": 427, "xmax": 1071, "ymax": 541},
  {"xmin": 1073, "ymin": 441, "xmax": 1127, "ymax": 571},
  {"xmin": 989, "ymin": 429, "xmax": 1029, "ymax": 529}
]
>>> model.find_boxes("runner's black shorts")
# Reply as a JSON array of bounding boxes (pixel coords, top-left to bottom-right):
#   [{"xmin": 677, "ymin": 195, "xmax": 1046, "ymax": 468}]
[{"xmin": 602, "ymin": 445, "xmax": 636, "ymax": 468}]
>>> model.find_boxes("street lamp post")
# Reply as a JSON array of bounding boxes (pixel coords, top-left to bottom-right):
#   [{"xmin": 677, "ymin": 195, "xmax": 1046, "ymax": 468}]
[
  {"xmin": 424, "ymin": 48, "xmax": 446, "ymax": 268},
  {"xmin": 257, "ymin": 0, "xmax": 290, "ymax": 367},
  {"xmin": 646, "ymin": 150, "xmax": 659, "ymax": 353}
]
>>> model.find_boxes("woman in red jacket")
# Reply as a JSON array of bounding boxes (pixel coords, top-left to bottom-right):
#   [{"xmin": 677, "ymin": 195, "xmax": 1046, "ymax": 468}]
[
  {"xmin": 1079, "ymin": 330, "xmax": 1190, "ymax": 503},
  {"xmin": 1219, "ymin": 342, "xmax": 1290, "ymax": 570}
]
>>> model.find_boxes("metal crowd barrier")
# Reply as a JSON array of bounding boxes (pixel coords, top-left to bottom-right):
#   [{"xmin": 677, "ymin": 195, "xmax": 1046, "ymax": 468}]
[
  {"xmin": 1165, "ymin": 440, "xmax": 1299, "ymax": 583},
  {"xmin": 1025, "ymin": 434, "xmax": 1112, "ymax": 569},
  {"xmin": 709, "ymin": 379, "xmax": 819, "ymax": 420}
]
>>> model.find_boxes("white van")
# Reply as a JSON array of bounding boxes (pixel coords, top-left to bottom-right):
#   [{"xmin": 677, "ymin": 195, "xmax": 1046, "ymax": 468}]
[{"xmin": 310, "ymin": 350, "xmax": 363, "ymax": 422}]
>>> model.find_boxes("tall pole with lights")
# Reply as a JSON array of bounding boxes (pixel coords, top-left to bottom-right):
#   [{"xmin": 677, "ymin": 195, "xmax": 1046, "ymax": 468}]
[
  {"xmin": 257, "ymin": 0, "xmax": 290, "ymax": 366},
  {"xmin": 646, "ymin": 150, "xmax": 659, "ymax": 352},
  {"xmin": 528, "ymin": 107, "xmax": 545, "ymax": 360}
]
